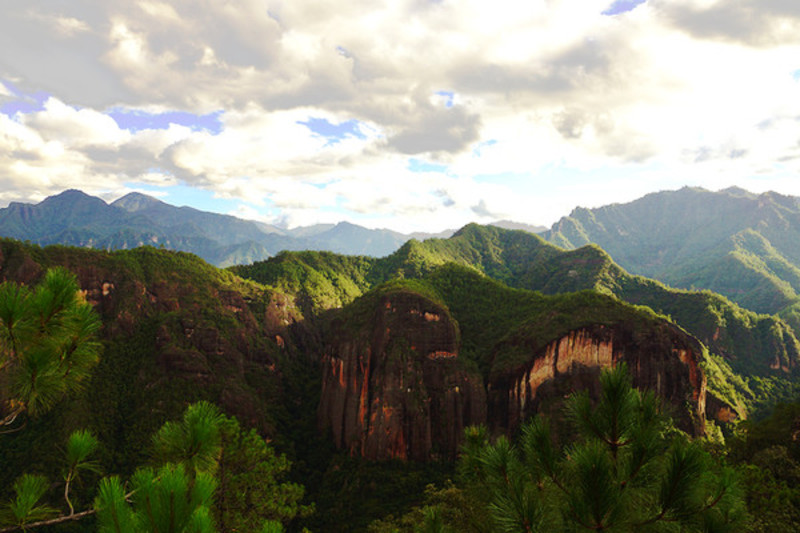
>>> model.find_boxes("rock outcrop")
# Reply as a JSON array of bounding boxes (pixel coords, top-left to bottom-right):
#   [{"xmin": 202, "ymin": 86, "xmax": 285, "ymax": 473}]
[
  {"xmin": 318, "ymin": 290, "xmax": 486, "ymax": 460},
  {"xmin": 489, "ymin": 322, "xmax": 707, "ymax": 435}
]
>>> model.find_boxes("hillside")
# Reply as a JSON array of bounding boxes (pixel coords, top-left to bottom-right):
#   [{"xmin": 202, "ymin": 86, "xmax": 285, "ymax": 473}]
[
  {"xmin": 234, "ymin": 224, "xmax": 799, "ymax": 386},
  {"xmin": 1, "ymin": 236, "xmax": 798, "ymax": 531},
  {"xmin": 544, "ymin": 186, "xmax": 800, "ymax": 316},
  {"xmin": 0, "ymin": 239, "xmax": 301, "ymax": 506}
]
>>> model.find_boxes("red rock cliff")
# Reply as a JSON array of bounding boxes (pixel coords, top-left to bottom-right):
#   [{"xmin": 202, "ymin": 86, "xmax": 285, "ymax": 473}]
[
  {"xmin": 318, "ymin": 290, "xmax": 486, "ymax": 460},
  {"xmin": 489, "ymin": 322, "xmax": 707, "ymax": 435}
]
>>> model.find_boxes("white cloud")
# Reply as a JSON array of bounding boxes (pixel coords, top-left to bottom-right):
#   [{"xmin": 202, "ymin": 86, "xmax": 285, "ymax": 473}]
[{"xmin": 1, "ymin": 0, "xmax": 800, "ymax": 230}]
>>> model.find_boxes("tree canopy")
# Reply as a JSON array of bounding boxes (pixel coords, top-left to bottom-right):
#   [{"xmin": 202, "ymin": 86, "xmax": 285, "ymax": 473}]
[{"xmin": 0, "ymin": 268, "xmax": 102, "ymax": 433}]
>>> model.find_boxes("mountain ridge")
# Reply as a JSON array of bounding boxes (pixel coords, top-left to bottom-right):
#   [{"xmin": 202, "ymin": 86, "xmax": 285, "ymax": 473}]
[
  {"xmin": 544, "ymin": 186, "xmax": 800, "ymax": 319},
  {"xmin": 0, "ymin": 190, "xmax": 467, "ymax": 266}
]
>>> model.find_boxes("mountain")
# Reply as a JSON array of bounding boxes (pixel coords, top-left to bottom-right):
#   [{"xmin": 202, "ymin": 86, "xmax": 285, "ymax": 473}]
[
  {"xmin": 489, "ymin": 219, "xmax": 547, "ymax": 233},
  {"xmin": 544, "ymin": 187, "xmax": 800, "ymax": 318},
  {"xmin": 233, "ymin": 223, "xmax": 800, "ymax": 421},
  {"xmin": 0, "ymin": 190, "xmax": 451, "ymax": 266},
  {"xmin": 1, "ymin": 233, "xmax": 797, "ymax": 530}
]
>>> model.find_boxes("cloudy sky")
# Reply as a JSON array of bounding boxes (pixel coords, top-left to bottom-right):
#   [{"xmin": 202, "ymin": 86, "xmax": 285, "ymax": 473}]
[{"xmin": 1, "ymin": 0, "xmax": 800, "ymax": 232}]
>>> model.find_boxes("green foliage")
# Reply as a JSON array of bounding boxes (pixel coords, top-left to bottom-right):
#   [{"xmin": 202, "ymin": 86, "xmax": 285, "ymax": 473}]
[
  {"xmin": 0, "ymin": 267, "xmax": 102, "ymax": 430},
  {"xmin": 366, "ymin": 482, "xmax": 488, "ymax": 533},
  {"xmin": 0, "ymin": 475, "xmax": 58, "ymax": 529},
  {"xmin": 215, "ymin": 415, "xmax": 311, "ymax": 532},
  {"xmin": 63, "ymin": 429, "xmax": 101, "ymax": 515},
  {"xmin": 259, "ymin": 520, "xmax": 284, "ymax": 533},
  {"xmin": 700, "ymin": 352, "xmax": 753, "ymax": 417},
  {"xmin": 308, "ymin": 455, "xmax": 453, "ymax": 533},
  {"xmin": 95, "ymin": 476, "xmax": 136, "ymax": 533},
  {"xmin": 724, "ymin": 400, "xmax": 800, "ymax": 531},
  {"xmin": 230, "ymin": 251, "xmax": 375, "ymax": 315},
  {"xmin": 459, "ymin": 365, "xmax": 744, "ymax": 532},
  {"xmin": 1, "ymin": 398, "xmax": 310, "ymax": 533},
  {"xmin": 151, "ymin": 401, "xmax": 224, "ymax": 475},
  {"xmin": 95, "ymin": 464, "xmax": 216, "ymax": 533}
]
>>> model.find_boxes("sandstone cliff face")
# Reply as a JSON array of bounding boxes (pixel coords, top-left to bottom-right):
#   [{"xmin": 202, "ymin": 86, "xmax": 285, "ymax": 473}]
[
  {"xmin": 489, "ymin": 322, "xmax": 707, "ymax": 435},
  {"xmin": 319, "ymin": 291, "xmax": 486, "ymax": 460}
]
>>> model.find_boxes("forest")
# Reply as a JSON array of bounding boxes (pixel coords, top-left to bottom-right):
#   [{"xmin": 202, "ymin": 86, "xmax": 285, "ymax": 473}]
[{"xmin": 1, "ymin": 224, "xmax": 800, "ymax": 532}]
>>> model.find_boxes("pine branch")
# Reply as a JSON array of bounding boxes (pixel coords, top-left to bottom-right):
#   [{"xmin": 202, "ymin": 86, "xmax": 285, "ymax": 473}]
[
  {"xmin": 0, "ymin": 508, "xmax": 95, "ymax": 533},
  {"xmin": 0, "ymin": 485, "xmax": 140, "ymax": 532}
]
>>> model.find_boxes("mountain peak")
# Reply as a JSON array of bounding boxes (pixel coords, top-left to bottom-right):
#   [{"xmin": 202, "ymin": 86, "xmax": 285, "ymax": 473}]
[
  {"xmin": 720, "ymin": 186, "xmax": 755, "ymax": 198},
  {"xmin": 39, "ymin": 189, "xmax": 107, "ymax": 209},
  {"xmin": 112, "ymin": 192, "xmax": 167, "ymax": 213},
  {"xmin": 490, "ymin": 219, "xmax": 547, "ymax": 234}
]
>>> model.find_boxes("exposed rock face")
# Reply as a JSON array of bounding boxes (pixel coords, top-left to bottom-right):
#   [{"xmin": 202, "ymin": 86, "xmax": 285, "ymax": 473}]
[
  {"xmin": 489, "ymin": 323, "xmax": 707, "ymax": 435},
  {"xmin": 319, "ymin": 291, "xmax": 486, "ymax": 460}
]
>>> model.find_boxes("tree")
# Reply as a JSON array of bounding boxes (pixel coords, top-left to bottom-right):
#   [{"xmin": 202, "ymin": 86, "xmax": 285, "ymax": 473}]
[
  {"xmin": 0, "ymin": 268, "xmax": 102, "ymax": 432},
  {"xmin": 214, "ymin": 415, "xmax": 312, "ymax": 532},
  {"xmin": 1, "ymin": 401, "xmax": 310, "ymax": 532},
  {"xmin": 460, "ymin": 364, "xmax": 744, "ymax": 532}
]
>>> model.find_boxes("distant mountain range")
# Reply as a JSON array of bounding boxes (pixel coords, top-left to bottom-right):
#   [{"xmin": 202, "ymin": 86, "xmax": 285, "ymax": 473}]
[
  {"xmin": 544, "ymin": 186, "xmax": 800, "ymax": 318},
  {"xmin": 10, "ymin": 186, "xmax": 800, "ymax": 325},
  {"xmin": 0, "ymin": 190, "xmax": 502, "ymax": 266}
]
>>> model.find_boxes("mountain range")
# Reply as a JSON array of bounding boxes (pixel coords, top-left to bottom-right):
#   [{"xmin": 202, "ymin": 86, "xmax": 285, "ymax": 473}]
[
  {"xmin": 6, "ymin": 186, "xmax": 800, "ymax": 326},
  {"xmin": 1, "ymin": 203, "xmax": 799, "ymax": 530},
  {"xmin": 545, "ymin": 186, "xmax": 800, "ymax": 320},
  {"xmin": 0, "ymin": 190, "xmax": 467, "ymax": 266}
]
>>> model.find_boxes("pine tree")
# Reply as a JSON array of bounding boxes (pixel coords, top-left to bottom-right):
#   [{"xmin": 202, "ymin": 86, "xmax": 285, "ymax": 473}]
[
  {"xmin": 0, "ymin": 268, "xmax": 102, "ymax": 432},
  {"xmin": 461, "ymin": 364, "xmax": 744, "ymax": 532}
]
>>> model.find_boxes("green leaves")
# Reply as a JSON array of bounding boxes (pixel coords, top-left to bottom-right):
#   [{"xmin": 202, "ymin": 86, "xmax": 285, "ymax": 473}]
[
  {"xmin": 95, "ymin": 466, "xmax": 217, "ymax": 533},
  {"xmin": 64, "ymin": 429, "xmax": 101, "ymax": 515},
  {"xmin": 214, "ymin": 415, "xmax": 311, "ymax": 531},
  {"xmin": 95, "ymin": 402, "xmax": 224, "ymax": 533},
  {"xmin": 0, "ymin": 474, "xmax": 57, "ymax": 529},
  {"xmin": 95, "ymin": 477, "xmax": 136, "ymax": 533},
  {"xmin": 151, "ymin": 401, "xmax": 223, "ymax": 475},
  {"xmin": 459, "ymin": 364, "xmax": 745, "ymax": 532},
  {"xmin": 1, "ymin": 267, "xmax": 102, "ymax": 428}
]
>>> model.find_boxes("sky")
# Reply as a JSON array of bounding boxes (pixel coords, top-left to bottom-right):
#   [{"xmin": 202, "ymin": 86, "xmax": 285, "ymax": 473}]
[{"xmin": 1, "ymin": 0, "xmax": 800, "ymax": 233}]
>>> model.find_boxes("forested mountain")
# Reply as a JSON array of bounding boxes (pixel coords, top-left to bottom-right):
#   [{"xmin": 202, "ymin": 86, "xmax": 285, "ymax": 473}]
[
  {"xmin": 233, "ymin": 224, "xmax": 799, "ymax": 392},
  {"xmin": 2, "ymin": 222, "xmax": 800, "ymax": 531},
  {"xmin": 544, "ymin": 187, "xmax": 800, "ymax": 318},
  {"xmin": 0, "ymin": 190, "xmax": 449, "ymax": 266}
]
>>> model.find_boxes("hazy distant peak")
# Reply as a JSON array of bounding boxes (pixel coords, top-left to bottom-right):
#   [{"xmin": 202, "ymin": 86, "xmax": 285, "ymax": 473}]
[
  {"xmin": 490, "ymin": 219, "xmax": 547, "ymax": 234},
  {"xmin": 111, "ymin": 192, "xmax": 167, "ymax": 212},
  {"xmin": 720, "ymin": 186, "xmax": 755, "ymax": 198}
]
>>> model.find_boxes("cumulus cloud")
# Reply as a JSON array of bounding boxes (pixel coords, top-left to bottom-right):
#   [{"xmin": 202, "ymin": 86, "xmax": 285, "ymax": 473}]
[
  {"xmin": 1, "ymin": 0, "xmax": 800, "ymax": 230},
  {"xmin": 653, "ymin": 0, "xmax": 800, "ymax": 47}
]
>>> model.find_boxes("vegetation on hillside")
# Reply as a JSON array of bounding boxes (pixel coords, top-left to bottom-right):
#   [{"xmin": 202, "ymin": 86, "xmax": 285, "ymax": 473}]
[
  {"xmin": 372, "ymin": 365, "xmax": 745, "ymax": 532},
  {"xmin": 2, "ymin": 228, "xmax": 800, "ymax": 531},
  {"xmin": 545, "ymin": 187, "xmax": 800, "ymax": 316}
]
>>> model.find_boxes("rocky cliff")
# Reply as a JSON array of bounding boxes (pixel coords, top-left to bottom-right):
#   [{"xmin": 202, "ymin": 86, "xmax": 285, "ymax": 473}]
[
  {"xmin": 318, "ymin": 289, "xmax": 486, "ymax": 460},
  {"xmin": 489, "ymin": 322, "xmax": 707, "ymax": 435},
  {"xmin": 317, "ymin": 278, "xmax": 719, "ymax": 462}
]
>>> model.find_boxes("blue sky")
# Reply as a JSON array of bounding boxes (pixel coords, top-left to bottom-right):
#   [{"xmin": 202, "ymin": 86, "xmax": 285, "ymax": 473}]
[
  {"xmin": 1, "ymin": 0, "xmax": 799, "ymax": 232},
  {"xmin": 602, "ymin": 0, "xmax": 646, "ymax": 16},
  {"xmin": 108, "ymin": 108, "xmax": 224, "ymax": 134}
]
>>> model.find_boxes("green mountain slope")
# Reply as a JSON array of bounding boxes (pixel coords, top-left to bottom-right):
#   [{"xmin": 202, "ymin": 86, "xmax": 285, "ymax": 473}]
[
  {"xmin": 233, "ymin": 224, "xmax": 800, "ymax": 382},
  {"xmin": 545, "ymin": 186, "xmax": 800, "ymax": 315}
]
